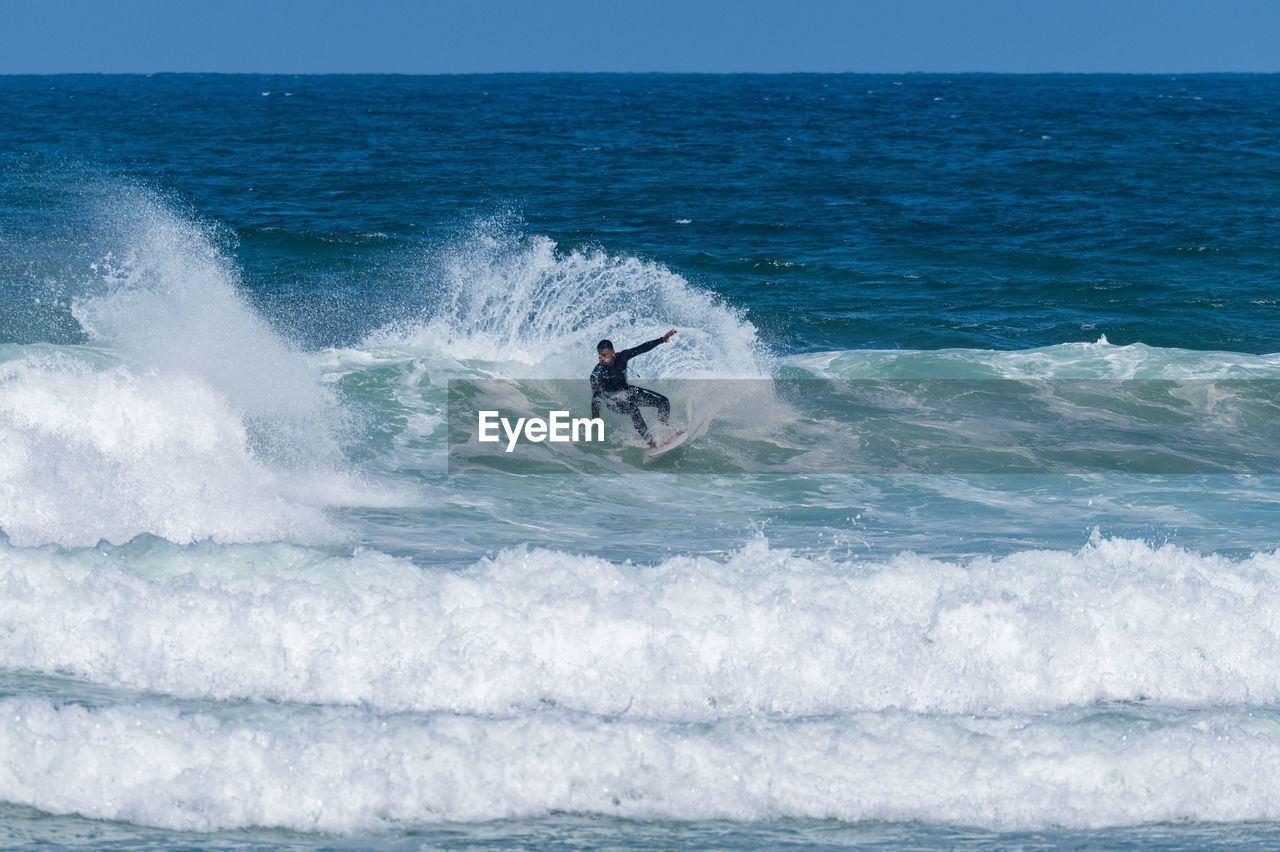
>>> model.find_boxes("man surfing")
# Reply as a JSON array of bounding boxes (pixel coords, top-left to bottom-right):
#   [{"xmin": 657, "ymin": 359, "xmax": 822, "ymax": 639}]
[{"xmin": 591, "ymin": 329, "xmax": 677, "ymax": 448}]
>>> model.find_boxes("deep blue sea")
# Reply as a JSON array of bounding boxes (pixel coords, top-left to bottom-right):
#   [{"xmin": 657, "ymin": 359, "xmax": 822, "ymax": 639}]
[{"xmin": 3, "ymin": 73, "xmax": 1280, "ymax": 850}]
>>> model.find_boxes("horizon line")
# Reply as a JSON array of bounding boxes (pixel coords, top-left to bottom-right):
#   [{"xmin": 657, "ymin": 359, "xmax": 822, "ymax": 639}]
[{"xmin": 4, "ymin": 69, "xmax": 1280, "ymax": 77}]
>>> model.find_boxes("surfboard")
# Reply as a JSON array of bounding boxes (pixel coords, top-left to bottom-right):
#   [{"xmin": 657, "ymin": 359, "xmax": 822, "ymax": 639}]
[{"xmin": 644, "ymin": 429, "xmax": 688, "ymax": 461}]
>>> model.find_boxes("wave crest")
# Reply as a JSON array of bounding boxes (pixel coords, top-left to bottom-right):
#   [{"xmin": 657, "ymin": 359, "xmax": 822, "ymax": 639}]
[{"xmin": 367, "ymin": 221, "xmax": 772, "ymax": 379}]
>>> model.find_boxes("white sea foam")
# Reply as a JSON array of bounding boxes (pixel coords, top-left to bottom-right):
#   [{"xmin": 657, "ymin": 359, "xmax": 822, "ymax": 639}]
[
  {"xmin": 787, "ymin": 336, "xmax": 1280, "ymax": 380},
  {"xmin": 0, "ymin": 191, "xmax": 384, "ymax": 546},
  {"xmin": 3, "ymin": 694, "xmax": 1280, "ymax": 833},
  {"xmin": 4, "ymin": 535, "xmax": 1280, "ymax": 717},
  {"xmin": 366, "ymin": 220, "xmax": 771, "ymax": 380},
  {"xmin": 0, "ymin": 353, "xmax": 340, "ymax": 547},
  {"xmin": 71, "ymin": 193, "xmax": 348, "ymax": 471}
]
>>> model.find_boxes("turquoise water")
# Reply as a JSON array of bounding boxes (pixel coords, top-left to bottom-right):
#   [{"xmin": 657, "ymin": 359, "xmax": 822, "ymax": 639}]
[{"xmin": 3, "ymin": 74, "xmax": 1280, "ymax": 849}]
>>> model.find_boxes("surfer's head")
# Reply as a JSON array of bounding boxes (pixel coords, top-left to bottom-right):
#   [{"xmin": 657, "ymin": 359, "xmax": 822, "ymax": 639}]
[{"xmin": 597, "ymin": 340, "xmax": 615, "ymax": 365}]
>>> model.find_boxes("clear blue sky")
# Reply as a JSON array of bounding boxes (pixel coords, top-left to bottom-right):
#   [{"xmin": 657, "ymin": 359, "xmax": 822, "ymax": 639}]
[{"xmin": 4, "ymin": 0, "xmax": 1278, "ymax": 74}]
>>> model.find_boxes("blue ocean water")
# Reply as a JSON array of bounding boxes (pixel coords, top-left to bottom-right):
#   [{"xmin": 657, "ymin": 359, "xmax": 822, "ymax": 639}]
[{"xmin": 3, "ymin": 73, "xmax": 1280, "ymax": 849}]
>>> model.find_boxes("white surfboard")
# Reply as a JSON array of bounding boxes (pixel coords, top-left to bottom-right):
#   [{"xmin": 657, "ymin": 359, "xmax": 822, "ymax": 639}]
[{"xmin": 644, "ymin": 429, "xmax": 688, "ymax": 461}]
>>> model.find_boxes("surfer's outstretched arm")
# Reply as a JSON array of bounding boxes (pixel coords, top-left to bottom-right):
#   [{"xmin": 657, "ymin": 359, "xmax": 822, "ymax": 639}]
[
  {"xmin": 617, "ymin": 329, "xmax": 677, "ymax": 361},
  {"xmin": 616, "ymin": 338, "xmax": 664, "ymax": 360}
]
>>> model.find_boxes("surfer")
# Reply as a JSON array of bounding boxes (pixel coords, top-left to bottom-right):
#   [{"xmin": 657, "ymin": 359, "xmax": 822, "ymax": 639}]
[{"xmin": 591, "ymin": 330, "xmax": 677, "ymax": 447}]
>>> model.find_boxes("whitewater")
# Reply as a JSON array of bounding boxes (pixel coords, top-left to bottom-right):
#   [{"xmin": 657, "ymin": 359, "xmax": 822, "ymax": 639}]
[{"xmin": 3, "ymin": 73, "xmax": 1280, "ymax": 850}]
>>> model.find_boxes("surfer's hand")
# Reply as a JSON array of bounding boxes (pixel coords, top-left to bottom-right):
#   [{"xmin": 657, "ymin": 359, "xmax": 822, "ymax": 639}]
[{"xmin": 662, "ymin": 328, "xmax": 677, "ymax": 342}]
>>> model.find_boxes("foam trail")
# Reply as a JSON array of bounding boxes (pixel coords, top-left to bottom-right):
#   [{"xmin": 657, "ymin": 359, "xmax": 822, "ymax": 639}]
[{"xmin": 369, "ymin": 220, "xmax": 772, "ymax": 379}]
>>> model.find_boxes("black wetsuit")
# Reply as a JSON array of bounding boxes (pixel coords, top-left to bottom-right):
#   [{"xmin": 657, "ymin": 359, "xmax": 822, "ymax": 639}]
[{"xmin": 590, "ymin": 337, "xmax": 671, "ymax": 443}]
